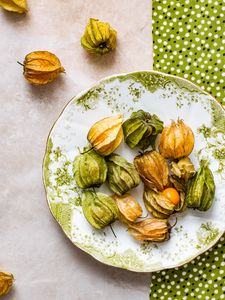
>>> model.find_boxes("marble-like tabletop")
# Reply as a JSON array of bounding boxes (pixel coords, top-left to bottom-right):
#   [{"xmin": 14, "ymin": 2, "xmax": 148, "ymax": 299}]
[{"xmin": 0, "ymin": 1, "xmax": 152, "ymax": 299}]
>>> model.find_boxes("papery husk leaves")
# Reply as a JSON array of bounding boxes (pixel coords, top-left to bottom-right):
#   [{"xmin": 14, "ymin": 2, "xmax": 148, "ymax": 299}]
[
  {"xmin": 81, "ymin": 18, "xmax": 117, "ymax": 55},
  {"xmin": 171, "ymin": 157, "xmax": 196, "ymax": 181},
  {"xmin": 87, "ymin": 114, "xmax": 123, "ymax": 156},
  {"xmin": 128, "ymin": 218, "xmax": 170, "ymax": 242},
  {"xmin": 186, "ymin": 160, "xmax": 215, "ymax": 211},
  {"xmin": 159, "ymin": 120, "xmax": 195, "ymax": 159},
  {"xmin": 143, "ymin": 189, "xmax": 175, "ymax": 219},
  {"xmin": 73, "ymin": 147, "xmax": 107, "ymax": 189},
  {"xmin": 82, "ymin": 191, "xmax": 118, "ymax": 229},
  {"xmin": 0, "ymin": 272, "xmax": 14, "ymax": 296},
  {"xmin": 0, "ymin": 0, "xmax": 27, "ymax": 13},
  {"xmin": 23, "ymin": 51, "xmax": 65, "ymax": 85},
  {"xmin": 107, "ymin": 154, "xmax": 140, "ymax": 195},
  {"xmin": 113, "ymin": 193, "xmax": 142, "ymax": 223},
  {"xmin": 174, "ymin": 192, "xmax": 187, "ymax": 213},
  {"xmin": 134, "ymin": 150, "xmax": 169, "ymax": 191},
  {"xmin": 170, "ymin": 176, "xmax": 186, "ymax": 192},
  {"xmin": 122, "ymin": 110, "xmax": 163, "ymax": 150}
]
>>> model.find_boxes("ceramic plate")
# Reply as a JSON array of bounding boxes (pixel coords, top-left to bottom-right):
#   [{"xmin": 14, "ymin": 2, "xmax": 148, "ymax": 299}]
[{"xmin": 43, "ymin": 71, "xmax": 225, "ymax": 272}]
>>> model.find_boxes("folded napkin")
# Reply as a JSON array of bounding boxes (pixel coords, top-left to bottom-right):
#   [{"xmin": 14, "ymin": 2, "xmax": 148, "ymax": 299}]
[{"xmin": 150, "ymin": 0, "xmax": 225, "ymax": 299}]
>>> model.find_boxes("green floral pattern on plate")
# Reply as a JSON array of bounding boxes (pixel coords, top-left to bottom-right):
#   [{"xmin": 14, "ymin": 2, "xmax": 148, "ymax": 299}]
[{"xmin": 43, "ymin": 71, "xmax": 225, "ymax": 272}]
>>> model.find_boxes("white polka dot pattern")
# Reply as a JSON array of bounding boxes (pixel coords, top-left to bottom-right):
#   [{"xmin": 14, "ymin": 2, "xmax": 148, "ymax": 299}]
[
  {"xmin": 150, "ymin": 237, "xmax": 225, "ymax": 299},
  {"xmin": 151, "ymin": 1, "xmax": 225, "ymax": 298},
  {"xmin": 152, "ymin": 0, "xmax": 225, "ymax": 105}
]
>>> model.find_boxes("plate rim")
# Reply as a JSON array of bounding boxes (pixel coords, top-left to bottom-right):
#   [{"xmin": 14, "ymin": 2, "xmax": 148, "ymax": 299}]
[{"xmin": 42, "ymin": 69, "xmax": 225, "ymax": 272}]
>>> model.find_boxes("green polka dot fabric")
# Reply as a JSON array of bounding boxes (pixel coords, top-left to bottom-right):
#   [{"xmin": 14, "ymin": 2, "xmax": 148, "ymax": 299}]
[
  {"xmin": 150, "ymin": 236, "xmax": 225, "ymax": 299},
  {"xmin": 152, "ymin": 0, "xmax": 225, "ymax": 106},
  {"xmin": 151, "ymin": 1, "xmax": 225, "ymax": 299}
]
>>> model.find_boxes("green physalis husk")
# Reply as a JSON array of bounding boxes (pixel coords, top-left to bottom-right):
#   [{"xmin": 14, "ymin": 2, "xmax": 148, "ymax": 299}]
[
  {"xmin": 81, "ymin": 18, "xmax": 117, "ymax": 55},
  {"xmin": 186, "ymin": 160, "xmax": 215, "ymax": 211},
  {"xmin": 107, "ymin": 153, "xmax": 140, "ymax": 196},
  {"xmin": 73, "ymin": 146, "xmax": 107, "ymax": 189},
  {"xmin": 122, "ymin": 110, "xmax": 163, "ymax": 150},
  {"xmin": 82, "ymin": 191, "xmax": 118, "ymax": 229}
]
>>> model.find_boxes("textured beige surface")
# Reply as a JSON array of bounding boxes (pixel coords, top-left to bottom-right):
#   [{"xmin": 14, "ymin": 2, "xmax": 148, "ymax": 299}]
[{"xmin": 0, "ymin": 1, "xmax": 152, "ymax": 299}]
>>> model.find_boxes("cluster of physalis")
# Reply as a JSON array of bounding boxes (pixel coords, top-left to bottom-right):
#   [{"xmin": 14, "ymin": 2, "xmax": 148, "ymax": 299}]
[{"xmin": 73, "ymin": 110, "xmax": 215, "ymax": 242}]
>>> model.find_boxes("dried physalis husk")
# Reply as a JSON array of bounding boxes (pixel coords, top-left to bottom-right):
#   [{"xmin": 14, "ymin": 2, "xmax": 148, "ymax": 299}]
[
  {"xmin": 87, "ymin": 114, "xmax": 123, "ymax": 156},
  {"xmin": 134, "ymin": 150, "xmax": 169, "ymax": 191},
  {"xmin": 174, "ymin": 192, "xmax": 187, "ymax": 213},
  {"xmin": 170, "ymin": 176, "xmax": 186, "ymax": 192},
  {"xmin": 0, "ymin": 0, "xmax": 28, "ymax": 13},
  {"xmin": 186, "ymin": 160, "xmax": 215, "ymax": 211},
  {"xmin": 170, "ymin": 157, "xmax": 196, "ymax": 194},
  {"xmin": 82, "ymin": 191, "xmax": 118, "ymax": 229},
  {"xmin": 21, "ymin": 51, "xmax": 65, "ymax": 85},
  {"xmin": 128, "ymin": 218, "xmax": 170, "ymax": 242},
  {"xmin": 107, "ymin": 154, "xmax": 140, "ymax": 196},
  {"xmin": 113, "ymin": 193, "xmax": 142, "ymax": 223},
  {"xmin": 0, "ymin": 272, "xmax": 14, "ymax": 296},
  {"xmin": 122, "ymin": 110, "xmax": 163, "ymax": 150},
  {"xmin": 143, "ymin": 189, "xmax": 175, "ymax": 219},
  {"xmin": 73, "ymin": 146, "xmax": 107, "ymax": 189},
  {"xmin": 81, "ymin": 18, "xmax": 117, "ymax": 55},
  {"xmin": 159, "ymin": 120, "xmax": 195, "ymax": 159},
  {"xmin": 171, "ymin": 157, "xmax": 196, "ymax": 181}
]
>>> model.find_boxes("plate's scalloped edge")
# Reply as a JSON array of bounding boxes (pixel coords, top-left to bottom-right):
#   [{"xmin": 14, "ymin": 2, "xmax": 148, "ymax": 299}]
[
  {"xmin": 81, "ymin": 230, "xmax": 224, "ymax": 273},
  {"xmin": 42, "ymin": 70, "xmax": 225, "ymax": 272}
]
